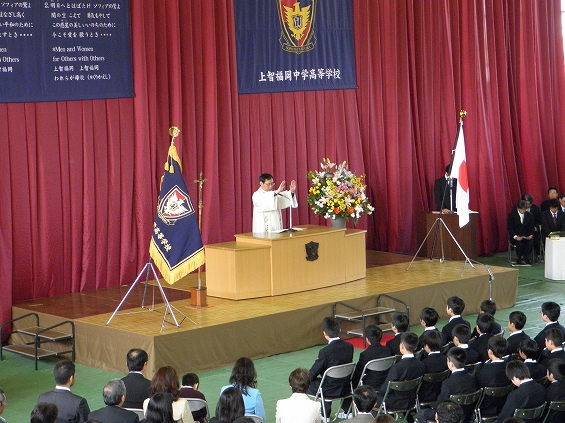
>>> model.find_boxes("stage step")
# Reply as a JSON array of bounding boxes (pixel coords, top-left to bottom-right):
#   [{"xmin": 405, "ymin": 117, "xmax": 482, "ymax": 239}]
[
  {"xmin": 334, "ymin": 294, "xmax": 409, "ymax": 348},
  {"xmin": 0, "ymin": 313, "xmax": 75, "ymax": 370}
]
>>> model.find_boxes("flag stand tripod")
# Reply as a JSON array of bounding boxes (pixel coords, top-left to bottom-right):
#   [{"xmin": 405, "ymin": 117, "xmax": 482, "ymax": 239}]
[
  {"xmin": 407, "ymin": 110, "xmax": 474, "ymax": 274},
  {"xmin": 105, "ymin": 258, "xmax": 196, "ymax": 331}
]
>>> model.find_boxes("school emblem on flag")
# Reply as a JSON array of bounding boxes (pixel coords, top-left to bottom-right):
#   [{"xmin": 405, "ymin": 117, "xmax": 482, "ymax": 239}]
[
  {"xmin": 278, "ymin": 0, "xmax": 317, "ymax": 53},
  {"xmin": 149, "ymin": 142, "xmax": 205, "ymax": 284}
]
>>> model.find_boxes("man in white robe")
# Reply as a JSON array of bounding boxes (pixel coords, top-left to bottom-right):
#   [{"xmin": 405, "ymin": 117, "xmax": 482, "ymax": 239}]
[{"xmin": 252, "ymin": 173, "xmax": 297, "ymax": 233}]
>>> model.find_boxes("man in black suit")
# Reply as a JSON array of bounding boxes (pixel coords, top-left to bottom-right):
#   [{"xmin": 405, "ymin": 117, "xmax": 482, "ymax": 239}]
[
  {"xmin": 441, "ymin": 296, "xmax": 471, "ymax": 345},
  {"xmin": 539, "ymin": 328, "xmax": 565, "ymax": 366},
  {"xmin": 434, "ymin": 164, "xmax": 457, "ymax": 213},
  {"xmin": 307, "ymin": 316, "xmax": 354, "ymax": 418},
  {"xmin": 545, "ymin": 358, "xmax": 565, "ymax": 423},
  {"xmin": 497, "ymin": 360, "xmax": 546, "ymax": 422},
  {"xmin": 469, "ymin": 314, "xmax": 495, "ymax": 363},
  {"xmin": 121, "ymin": 348, "xmax": 151, "ymax": 409},
  {"xmin": 506, "ymin": 311, "xmax": 530, "ymax": 355},
  {"xmin": 415, "ymin": 347, "xmax": 478, "ymax": 423},
  {"xmin": 88, "ymin": 379, "xmax": 139, "ymax": 423},
  {"xmin": 522, "ymin": 193, "xmax": 543, "ymax": 260},
  {"xmin": 540, "ymin": 187, "xmax": 559, "ymax": 212},
  {"xmin": 533, "ymin": 301, "xmax": 565, "ymax": 354},
  {"xmin": 452, "ymin": 324, "xmax": 480, "ymax": 365},
  {"xmin": 471, "ymin": 300, "xmax": 502, "ymax": 338},
  {"xmin": 37, "ymin": 360, "xmax": 90, "ymax": 423},
  {"xmin": 385, "ymin": 313, "xmax": 409, "ymax": 356},
  {"xmin": 518, "ymin": 339, "xmax": 547, "ymax": 380},
  {"xmin": 476, "ymin": 337, "xmax": 511, "ymax": 417},
  {"xmin": 507, "ymin": 200, "xmax": 535, "ymax": 265},
  {"xmin": 419, "ymin": 330, "xmax": 449, "ymax": 404},
  {"xmin": 377, "ymin": 332, "xmax": 426, "ymax": 411},
  {"xmin": 541, "ymin": 198, "xmax": 565, "ymax": 239}
]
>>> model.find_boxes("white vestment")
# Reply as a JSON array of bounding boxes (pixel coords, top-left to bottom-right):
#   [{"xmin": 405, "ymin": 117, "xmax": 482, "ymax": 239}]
[{"xmin": 252, "ymin": 187, "xmax": 298, "ymax": 233}]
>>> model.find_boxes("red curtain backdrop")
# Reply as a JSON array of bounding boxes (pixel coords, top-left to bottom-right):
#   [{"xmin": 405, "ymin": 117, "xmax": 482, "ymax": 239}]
[{"xmin": 2, "ymin": 1, "xmax": 565, "ymax": 324}]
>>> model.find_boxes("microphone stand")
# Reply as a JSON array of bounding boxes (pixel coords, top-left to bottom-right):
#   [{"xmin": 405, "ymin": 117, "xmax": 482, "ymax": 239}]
[{"xmin": 277, "ymin": 191, "xmax": 297, "ymax": 232}]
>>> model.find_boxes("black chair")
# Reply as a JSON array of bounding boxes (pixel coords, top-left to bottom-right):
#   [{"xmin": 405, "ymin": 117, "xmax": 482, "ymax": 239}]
[
  {"xmin": 513, "ymin": 403, "xmax": 546, "ymax": 422},
  {"xmin": 441, "ymin": 342, "xmax": 454, "ymax": 354},
  {"xmin": 416, "ymin": 369, "xmax": 451, "ymax": 411},
  {"xmin": 542, "ymin": 400, "xmax": 565, "ymax": 423},
  {"xmin": 535, "ymin": 376, "xmax": 550, "ymax": 388},
  {"xmin": 308, "ymin": 362, "xmax": 356, "ymax": 422},
  {"xmin": 357, "ymin": 356, "xmax": 396, "ymax": 387},
  {"xmin": 376, "ymin": 375, "xmax": 423, "ymax": 421},
  {"xmin": 464, "ymin": 361, "xmax": 483, "ymax": 376},
  {"xmin": 243, "ymin": 415, "xmax": 264, "ymax": 423},
  {"xmin": 449, "ymin": 389, "xmax": 482, "ymax": 423},
  {"xmin": 474, "ymin": 384, "xmax": 514, "ymax": 422}
]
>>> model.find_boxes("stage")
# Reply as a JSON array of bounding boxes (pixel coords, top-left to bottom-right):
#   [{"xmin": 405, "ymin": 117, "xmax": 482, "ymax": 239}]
[{"xmin": 9, "ymin": 252, "xmax": 518, "ymax": 375}]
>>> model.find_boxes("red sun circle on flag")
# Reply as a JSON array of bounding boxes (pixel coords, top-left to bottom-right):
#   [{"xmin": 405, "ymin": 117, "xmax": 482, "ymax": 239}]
[{"xmin": 459, "ymin": 161, "xmax": 469, "ymax": 191}]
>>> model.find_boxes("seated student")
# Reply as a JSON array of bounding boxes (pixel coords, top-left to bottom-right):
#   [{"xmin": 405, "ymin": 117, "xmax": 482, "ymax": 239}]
[
  {"xmin": 539, "ymin": 328, "xmax": 565, "ymax": 366},
  {"xmin": 533, "ymin": 301, "xmax": 565, "ymax": 354},
  {"xmin": 476, "ymin": 337, "xmax": 511, "ymax": 417},
  {"xmin": 497, "ymin": 360, "xmax": 546, "ymax": 423},
  {"xmin": 541, "ymin": 198, "xmax": 565, "ymax": 239},
  {"xmin": 441, "ymin": 296, "xmax": 471, "ymax": 345},
  {"xmin": 415, "ymin": 347, "xmax": 479, "ymax": 423},
  {"xmin": 275, "ymin": 368, "xmax": 321, "ymax": 423},
  {"xmin": 451, "ymin": 324, "xmax": 480, "ymax": 365},
  {"xmin": 385, "ymin": 313, "xmax": 409, "ymax": 356},
  {"xmin": 545, "ymin": 358, "xmax": 565, "ymax": 423},
  {"xmin": 418, "ymin": 307, "xmax": 441, "ymax": 351},
  {"xmin": 469, "ymin": 314, "xmax": 495, "ymax": 363},
  {"xmin": 506, "ymin": 311, "xmax": 530, "ymax": 356},
  {"xmin": 377, "ymin": 332, "xmax": 426, "ymax": 411},
  {"xmin": 419, "ymin": 330, "xmax": 449, "ymax": 404},
  {"xmin": 179, "ymin": 373, "xmax": 207, "ymax": 423},
  {"xmin": 471, "ymin": 300, "xmax": 502, "ymax": 338},
  {"xmin": 307, "ymin": 317, "xmax": 354, "ymax": 419},
  {"xmin": 517, "ymin": 339, "xmax": 547, "ymax": 380},
  {"xmin": 348, "ymin": 385, "xmax": 378, "ymax": 423},
  {"xmin": 340, "ymin": 325, "xmax": 392, "ymax": 417},
  {"xmin": 507, "ymin": 200, "xmax": 535, "ymax": 265}
]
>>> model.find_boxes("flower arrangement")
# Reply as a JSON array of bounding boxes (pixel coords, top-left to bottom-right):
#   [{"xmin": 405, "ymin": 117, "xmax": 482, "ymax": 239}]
[{"xmin": 307, "ymin": 158, "xmax": 374, "ymax": 224}]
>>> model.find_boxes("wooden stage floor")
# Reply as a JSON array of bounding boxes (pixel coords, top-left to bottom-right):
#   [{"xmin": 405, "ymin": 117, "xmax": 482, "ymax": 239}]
[{"xmin": 10, "ymin": 252, "xmax": 518, "ymax": 375}]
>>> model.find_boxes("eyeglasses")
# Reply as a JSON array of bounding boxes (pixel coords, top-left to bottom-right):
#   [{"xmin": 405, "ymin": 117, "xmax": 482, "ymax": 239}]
[{"xmin": 263, "ymin": 181, "xmax": 276, "ymax": 187}]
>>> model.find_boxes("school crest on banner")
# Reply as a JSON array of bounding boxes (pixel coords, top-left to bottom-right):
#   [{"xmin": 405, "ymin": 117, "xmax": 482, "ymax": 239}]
[
  {"xmin": 149, "ymin": 143, "xmax": 205, "ymax": 285},
  {"xmin": 278, "ymin": 0, "xmax": 317, "ymax": 53},
  {"xmin": 234, "ymin": 0, "xmax": 356, "ymax": 94}
]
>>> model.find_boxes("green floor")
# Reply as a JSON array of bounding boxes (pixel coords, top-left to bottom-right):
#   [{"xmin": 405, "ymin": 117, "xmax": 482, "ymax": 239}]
[{"xmin": 1, "ymin": 252, "xmax": 563, "ymax": 422}]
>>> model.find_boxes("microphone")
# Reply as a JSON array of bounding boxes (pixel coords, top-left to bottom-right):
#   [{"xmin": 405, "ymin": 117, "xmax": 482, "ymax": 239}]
[{"xmin": 447, "ymin": 177, "xmax": 453, "ymax": 187}]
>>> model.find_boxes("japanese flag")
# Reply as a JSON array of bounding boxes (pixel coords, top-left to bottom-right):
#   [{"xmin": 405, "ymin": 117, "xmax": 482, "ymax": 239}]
[{"xmin": 451, "ymin": 122, "xmax": 469, "ymax": 227}]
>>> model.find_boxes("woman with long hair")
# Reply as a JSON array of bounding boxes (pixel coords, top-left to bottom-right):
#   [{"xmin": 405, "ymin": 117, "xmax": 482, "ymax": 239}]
[
  {"xmin": 144, "ymin": 392, "xmax": 175, "ymax": 423},
  {"xmin": 209, "ymin": 387, "xmax": 245, "ymax": 423},
  {"xmin": 220, "ymin": 357, "xmax": 265, "ymax": 421},
  {"xmin": 143, "ymin": 366, "xmax": 195, "ymax": 423}
]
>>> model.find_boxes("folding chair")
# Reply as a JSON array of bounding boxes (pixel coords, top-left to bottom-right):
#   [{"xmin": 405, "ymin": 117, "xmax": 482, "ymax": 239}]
[
  {"xmin": 416, "ymin": 369, "xmax": 451, "ymax": 411},
  {"xmin": 449, "ymin": 389, "xmax": 482, "ymax": 423},
  {"xmin": 514, "ymin": 403, "xmax": 546, "ymax": 421},
  {"xmin": 441, "ymin": 342, "xmax": 454, "ymax": 354},
  {"xmin": 464, "ymin": 361, "xmax": 483, "ymax": 376},
  {"xmin": 185, "ymin": 398, "xmax": 210, "ymax": 422},
  {"xmin": 124, "ymin": 408, "xmax": 145, "ymax": 420},
  {"xmin": 474, "ymin": 384, "xmax": 514, "ymax": 422},
  {"xmin": 357, "ymin": 356, "xmax": 396, "ymax": 387},
  {"xmin": 244, "ymin": 414, "xmax": 264, "ymax": 423},
  {"xmin": 376, "ymin": 375, "xmax": 423, "ymax": 421},
  {"xmin": 535, "ymin": 376, "xmax": 550, "ymax": 388},
  {"xmin": 309, "ymin": 362, "xmax": 356, "ymax": 422},
  {"xmin": 542, "ymin": 400, "xmax": 565, "ymax": 423}
]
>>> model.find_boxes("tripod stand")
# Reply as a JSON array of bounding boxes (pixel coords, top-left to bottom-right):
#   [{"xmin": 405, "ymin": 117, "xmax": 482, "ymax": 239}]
[{"xmin": 106, "ymin": 258, "xmax": 196, "ymax": 331}]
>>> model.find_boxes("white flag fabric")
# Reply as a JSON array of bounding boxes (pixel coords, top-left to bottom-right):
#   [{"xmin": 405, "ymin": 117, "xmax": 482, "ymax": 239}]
[{"xmin": 450, "ymin": 121, "xmax": 469, "ymax": 227}]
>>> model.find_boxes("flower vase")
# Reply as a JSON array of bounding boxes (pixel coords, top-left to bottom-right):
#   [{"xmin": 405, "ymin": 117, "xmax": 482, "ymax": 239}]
[{"xmin": 330, "ymin": 217, "xmax": 347, "ymax": 228}]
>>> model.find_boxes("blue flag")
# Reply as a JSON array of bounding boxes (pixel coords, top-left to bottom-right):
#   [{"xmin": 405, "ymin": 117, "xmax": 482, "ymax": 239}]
[{"xmin": 149, "ymin": 144, "xmax": 205, "ymax": 284}]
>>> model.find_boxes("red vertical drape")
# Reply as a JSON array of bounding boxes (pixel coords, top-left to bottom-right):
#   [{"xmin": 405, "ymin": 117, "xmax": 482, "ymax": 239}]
[{"xmin": 1, "ymin": 1, "xmax": 565, "ymax": 327}]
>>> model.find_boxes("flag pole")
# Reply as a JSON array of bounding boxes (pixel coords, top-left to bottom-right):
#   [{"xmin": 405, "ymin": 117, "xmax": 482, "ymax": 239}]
[{"xmin": 191, "ymin": 171, "xmax": 208, "ymax": 307}]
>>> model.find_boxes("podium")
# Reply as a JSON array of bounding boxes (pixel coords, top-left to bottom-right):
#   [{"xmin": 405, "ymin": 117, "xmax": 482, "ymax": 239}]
[
  {"xmin": 416, "ymin": 211, "xmax": 478, "ymax": 261},
  {"xmin": 204, "ymin": 225, "xmax": 366, "ymax": 299}
]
